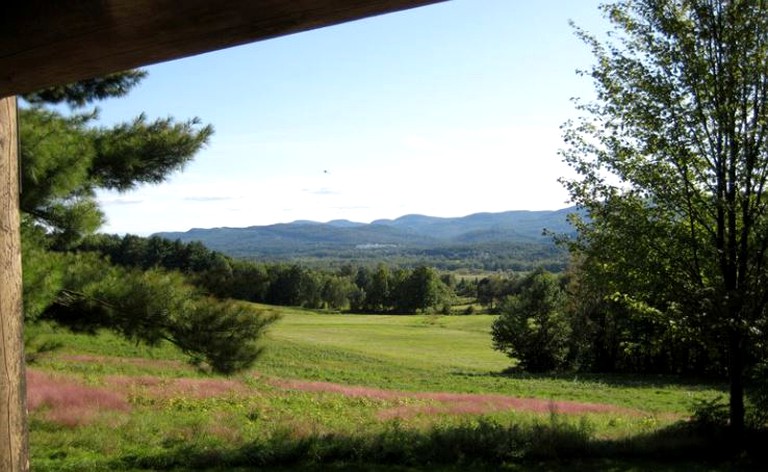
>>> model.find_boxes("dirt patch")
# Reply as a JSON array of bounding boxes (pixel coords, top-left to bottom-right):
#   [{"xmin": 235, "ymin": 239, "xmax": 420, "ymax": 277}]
[{"xmin": 269, "ymin": 378, "xmax": 641, "ymax": 420}]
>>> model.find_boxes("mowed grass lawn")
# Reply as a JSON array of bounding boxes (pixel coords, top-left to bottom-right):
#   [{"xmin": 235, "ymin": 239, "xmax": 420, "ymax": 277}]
[
  {"xmin": 27, "ymin": 307, "xmax": 730, "ymax": 471},
  {"xmin": 265, "ymin": 309, "xmax": 509, "ymax": 372}
]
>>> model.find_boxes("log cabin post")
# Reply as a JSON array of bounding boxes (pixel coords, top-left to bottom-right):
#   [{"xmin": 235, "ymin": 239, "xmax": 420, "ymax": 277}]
[{"xmin": 0, "ymin": 96, "xmax": 27, "ymax": 472}]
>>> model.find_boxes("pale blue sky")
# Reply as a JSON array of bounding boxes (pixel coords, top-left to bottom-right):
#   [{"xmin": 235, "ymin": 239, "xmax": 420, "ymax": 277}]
[{"xmin": 94, "ymin": 0, "xmax": 606, "ymax": 235}]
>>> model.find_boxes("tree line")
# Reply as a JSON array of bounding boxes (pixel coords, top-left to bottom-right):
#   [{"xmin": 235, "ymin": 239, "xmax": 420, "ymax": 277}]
[
  {"xmin": 490, "ymin": 264, "xmax": 768, "ymax": 430},
  {"xmin": 77, "ymin": 233, "xmax": 469, "ymax": 314},
  {"xmin": 490, "ymin": 267, "xmax": 731, "ymax": 376},
  {"xmin": 207, "ymin": 241, "xmax": 569, "ymax": 274}
]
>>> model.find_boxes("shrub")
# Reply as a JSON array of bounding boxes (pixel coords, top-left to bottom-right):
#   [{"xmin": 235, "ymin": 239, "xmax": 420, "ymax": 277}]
[
  {"xmin": 491, "ymin": 269, "xmax": 571, "ymax": 372},
  {"xmin": 689, "ymin": 395, "xmax": 729, "ymax": 433}
]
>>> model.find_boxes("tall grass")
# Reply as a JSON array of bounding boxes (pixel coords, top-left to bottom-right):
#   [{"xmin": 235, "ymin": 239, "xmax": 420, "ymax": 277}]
[{"xmin": 40, "ymin": 415, "xmax": 761, "ymax": 471}]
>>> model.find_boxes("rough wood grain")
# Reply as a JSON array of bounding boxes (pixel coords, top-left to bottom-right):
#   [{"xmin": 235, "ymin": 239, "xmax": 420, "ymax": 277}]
[
  {"xmin": 0, "ymin": 97, "xmax": 27, "ymax": 472},
  {"xmin": 0, "ymin": 0, "xmax": 445, "ymax": 97}
]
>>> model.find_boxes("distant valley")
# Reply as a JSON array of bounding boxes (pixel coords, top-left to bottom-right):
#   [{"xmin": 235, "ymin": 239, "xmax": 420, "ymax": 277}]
[{"xmin": 154, "ymin": 207, "xmax": 579, "ymax": 271}]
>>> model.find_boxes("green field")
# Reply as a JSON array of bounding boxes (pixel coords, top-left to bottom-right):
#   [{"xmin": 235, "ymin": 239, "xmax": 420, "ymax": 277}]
[
  {"xmin": 28, "ymin": 307, "xmax": 740, "ymax": 471},
  {"xmin": 268, "ymin": 311, "xmax": 508, "ymax": 372}
]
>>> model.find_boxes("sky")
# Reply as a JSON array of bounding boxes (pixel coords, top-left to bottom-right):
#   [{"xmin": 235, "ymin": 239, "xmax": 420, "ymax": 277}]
[{"xmin": 92, "ymin": 0, "xmax": 607, "ymax": 235}]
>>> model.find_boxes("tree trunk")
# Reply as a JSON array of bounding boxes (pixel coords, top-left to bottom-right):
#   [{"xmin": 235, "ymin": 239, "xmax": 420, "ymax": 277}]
[
  {"xmin": 0, "ymin": 96, "xmax": 28, "ymax": 472},
  {"xmin": 728, "ymin": 329, "xmax": 745, "ymax": 436}
]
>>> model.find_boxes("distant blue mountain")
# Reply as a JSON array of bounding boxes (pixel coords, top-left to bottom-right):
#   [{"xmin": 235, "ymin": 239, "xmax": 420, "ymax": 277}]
[
  {"xmin": 371, "ymin": 208, "xmax": 576, "ymax": 241},
  {"xmin": 153, "ymin": 207, "xmax": 579, "ymax": 261}
]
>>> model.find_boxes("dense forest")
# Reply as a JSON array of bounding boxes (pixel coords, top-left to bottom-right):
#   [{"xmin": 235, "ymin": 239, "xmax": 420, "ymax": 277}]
[
  {"xmin": 239, "ymin": 241, "xmax": 568, "ymax": 273},
  {"xmin": 78, "ymin": 233, "xmax": 473, "ymax": 314}
]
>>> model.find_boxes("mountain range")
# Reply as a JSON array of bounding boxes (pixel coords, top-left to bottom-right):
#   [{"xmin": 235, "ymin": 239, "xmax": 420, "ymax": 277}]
[{"xmin": 154, "ymin": 208, "xmax": 578, "ymax": 267}]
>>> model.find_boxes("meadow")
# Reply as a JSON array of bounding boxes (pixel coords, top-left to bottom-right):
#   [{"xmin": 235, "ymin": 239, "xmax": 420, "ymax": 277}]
[{"xmin": 27, "ymin": 306, "xmax": 750, "ymax": 471}]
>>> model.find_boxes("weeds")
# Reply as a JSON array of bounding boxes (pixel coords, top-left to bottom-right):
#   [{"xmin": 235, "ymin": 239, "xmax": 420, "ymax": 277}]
[{"xmin": 112, "ymin": 416, "xmax": 595, "ymax": 470}]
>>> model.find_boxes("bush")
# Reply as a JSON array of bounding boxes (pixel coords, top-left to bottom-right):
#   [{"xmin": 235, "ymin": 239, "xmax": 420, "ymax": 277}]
[
  {"xmin": 689, "ymin": 395, "xmax": 729, "ymax": 433},
  {"xmin": 491, "ymin": 269, "xmax": 571, "ymax": 372}
]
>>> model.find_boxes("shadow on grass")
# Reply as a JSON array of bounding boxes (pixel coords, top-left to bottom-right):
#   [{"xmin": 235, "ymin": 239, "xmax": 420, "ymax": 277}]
[
  {"xmin": 457, "ymin": 368, "xmax": 726, "ymax": 392},
  {"xmin": 113, "ymin": 416, "xmax": 767, "ymax": 471}
]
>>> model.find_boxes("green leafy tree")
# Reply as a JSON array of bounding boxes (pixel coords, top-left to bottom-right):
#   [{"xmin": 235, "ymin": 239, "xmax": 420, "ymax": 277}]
[
  {"xmin": 21, "ymin": 230, "xmax": 64, "ymax": 321},
  {"xmin": 167, "ymin": 298, "xmax": 278, "ymax": 374},
  {"xmin": 564, "ymin": 255, "xmax": 715, "ymax": 375},
  {"xmin": 476, "ymin": 275, "xmax": 519, "ymax": 312},
  {"xmin": 220, "ymin": 260, "xmax": 271, "ymax": 302},
  {"xmin": 562, "ymin": 0, "xmax": 768, "ymax": 433},
  {"xmin": 393, "ymin": 266, "xmax": 453, "ymax": 313},
  {"xmin": 320, "ymin": 276, "xmax": 357, "ymax": 310},
  {"xmin": 23, "ymin": 70, "xmax": 148, "ymax": 107},
  {"xmin": 361, "ymin": 264, "xmax": 391, "ymax": 312},
  {"xmin": 491, "ymin": 269, "xmax": 570, "ymax": 372},
  {"xmin": 19, "ymin": 70, "xmax": 212, "ymax": 316}
]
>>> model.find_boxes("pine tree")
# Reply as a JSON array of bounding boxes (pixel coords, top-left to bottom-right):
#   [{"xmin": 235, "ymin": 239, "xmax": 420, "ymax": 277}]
[
  {"xmin": 21, "ymin": 72, "xmax": 276, "ymax": 373},
  {"xmin": 20, "ymin": 71, "xmax": 212, "ymax": 249}
]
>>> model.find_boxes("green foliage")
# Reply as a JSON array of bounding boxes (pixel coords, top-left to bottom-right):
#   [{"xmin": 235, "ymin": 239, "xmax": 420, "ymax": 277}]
[
  {"xmin": 562, "ymin": 257, "xmax": 716, "ymax": 375},
  {"xmin": 392, "ymin": 266, "xmax": 454, "ymax": 313},
  {"xmin": 746, "ymin": 363, "xmax": 768, "ymax": 428},
  {"xmin": 22, "ymin": 70, "xmax": 148, "ymax": 107},
  {"xmin": 21, "ymin": 228, "xmax": 65, "ymax": 321},
  {"xmin": 90, "ymin": 114, "xmax": 212, "ymax": 191},
  {"xmin": 689, "ymin": 396, "xmax": 729, "ymax": 432},
  {"xmin": 23, "ymin": 322, "xmax": 63, "ymax": 364},
  {"xmin": 19, "ymin": 108, "xmax": 104, "ymax": 248},
  {"xmin": 39, "ymin": 253, "xmax": 278, "ymax": 373},
  {"xmin": 20, "ymin": 72, "xmax": 211, "ymax": 249},
  {"xmin": 168, "ymin": 298, "xmax": 279, "ymax": 374},
  {"xmin": 18, "ymin": 71, "xmax": 276, "ymax": 374},
  {"xmin": 561, "ymin": 0, "xmax": 768, "ymax": 431},
  {"xmin": 361, "ymin": 264, "xmax": 391, "ymax": 311},
  {"xmin": 79, "ymin": 234, "xmax": 462, "ymax": 314},
  {"xmin": 350, "ymin": 264, "xmax": 454, "ymax": 313},
  {"xmin": 491, "ymin": 269, "xmax": 571, "ymax": 372},
  {"xmin": 476, "ymin": 274, "xmax": 519, "ymax": 312}
]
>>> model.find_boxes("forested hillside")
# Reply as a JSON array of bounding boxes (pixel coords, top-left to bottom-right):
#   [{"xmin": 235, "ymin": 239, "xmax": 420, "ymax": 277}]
[{"xmin": 154, "ymin": 208, "xmax": 576, "ymax": 271}]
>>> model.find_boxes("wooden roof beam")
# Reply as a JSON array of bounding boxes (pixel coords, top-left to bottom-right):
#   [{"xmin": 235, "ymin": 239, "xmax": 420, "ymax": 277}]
[{"xmin": 0, "ymin": 0, "xmax": 446, "ymax": 97}]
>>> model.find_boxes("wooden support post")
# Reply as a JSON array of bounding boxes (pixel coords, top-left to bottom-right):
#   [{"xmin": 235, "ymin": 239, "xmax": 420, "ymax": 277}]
[{"xmin": 0, "ymin": 96, "xmax": 28, "ymax": 472}]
